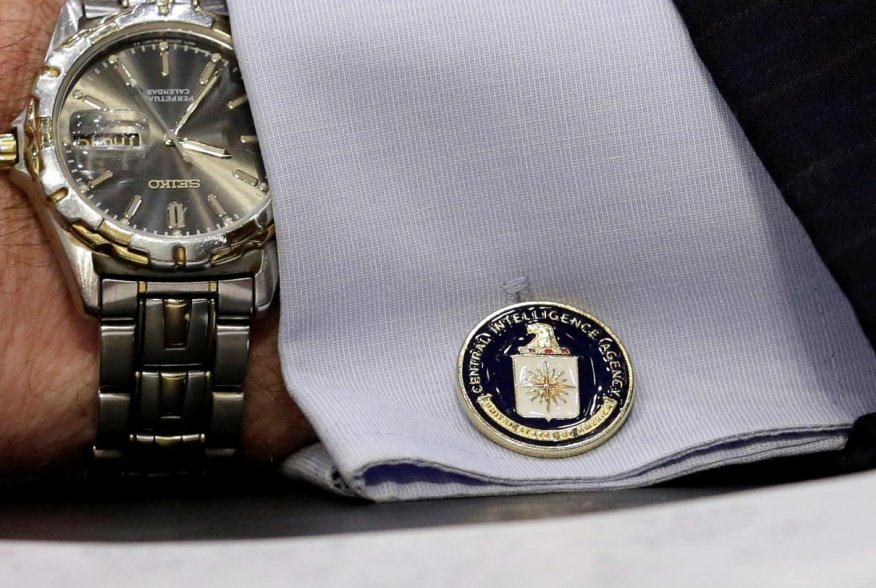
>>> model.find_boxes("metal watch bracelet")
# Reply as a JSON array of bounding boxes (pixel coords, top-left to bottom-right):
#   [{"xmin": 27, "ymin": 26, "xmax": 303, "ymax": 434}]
[
  {"xmin": 83, "ymin": 0, "xmax": 227, "ymax": 19},
  {"xmin": 81, "ymin": 0, "xmax": 255, "ymax": 475},
  {"xmin": 94, "ymin": 275, "xmax": 254, "ymax": 473}
]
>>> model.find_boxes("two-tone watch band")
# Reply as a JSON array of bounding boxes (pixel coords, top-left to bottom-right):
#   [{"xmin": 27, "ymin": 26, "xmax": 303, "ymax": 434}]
[
  {"xmin": 83, "ymin": 0, "xmax": 228, "ymax": 19},
  {"xmin": 94, "ymin": 276, "xmax": 253, "ymax": 474},
  {"xmin": 80, "ymin": 0, "xmax": 253, "ymax": 474}
]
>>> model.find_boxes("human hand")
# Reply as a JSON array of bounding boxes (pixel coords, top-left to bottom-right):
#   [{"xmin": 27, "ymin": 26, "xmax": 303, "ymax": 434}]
[{"xmin": 0, "ymin": 0, "xmax": 316, "ymax": 474}]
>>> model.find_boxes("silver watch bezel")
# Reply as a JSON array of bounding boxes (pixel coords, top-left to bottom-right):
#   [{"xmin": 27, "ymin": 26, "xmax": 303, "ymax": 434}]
[{"xmin": 29, "ymin": 1, "xmax": 273, "ymax": 269}]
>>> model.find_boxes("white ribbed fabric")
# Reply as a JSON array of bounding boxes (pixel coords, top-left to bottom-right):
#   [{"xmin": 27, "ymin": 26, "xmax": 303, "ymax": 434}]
[{"xmin": 227, "ymin": 0, "xmax": 876, "ymax": 501}]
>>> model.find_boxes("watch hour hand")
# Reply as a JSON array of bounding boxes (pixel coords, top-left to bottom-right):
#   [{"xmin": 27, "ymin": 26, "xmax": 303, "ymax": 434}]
[{"xmin": 180, "ymin": 139, "xmax": 232, "ymax": 159}]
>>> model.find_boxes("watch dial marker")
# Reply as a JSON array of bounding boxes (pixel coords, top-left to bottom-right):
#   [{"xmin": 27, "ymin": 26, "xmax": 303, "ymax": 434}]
[
  {"xmin": 167, "ymin": 201, "xmax": 188, "ymax": 234},
  {"xmin": 207, "ymin": 193, "xmax": 234, "ymax": 226},
  {"xmin": 240, "ymin": 135, "xmax": 259, "ymax": 145},
  {"xmin": 227, "ymin": 95, "xmax": 249, "ymax": 110},
  {"xmin": 233, "ymin": 169, "xmax": 269, "ymax": 192},
  {"xmin": 199, "ymin": 53, "xmax": 222, "ymax": 85},
  {"xmin": 159, "ymin": 41, "xmax": 171, "ymax": 77},
  {"xmin": 234, "ymin": 169, "xmax": 259, "ymax": 187},
  {"xmin": 108, "ymin": 54, "xmax": 136, "ymax": 87},
  {"xmin": 121, "ymin": 195, "xmax": 143, "ymax": 224},
  {"xmin": 88, "ymin": 170, "xmax": 114, "ymax": 191},
  {"xmin": 72, "ymin": 90, "xmax": 108, "ymax": 111}
]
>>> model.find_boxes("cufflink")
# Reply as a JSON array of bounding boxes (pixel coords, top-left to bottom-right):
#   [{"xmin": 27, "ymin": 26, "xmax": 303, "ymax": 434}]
[{"xmin": 457, "ymin": 301, "xmax": 634, "ymax": 457}]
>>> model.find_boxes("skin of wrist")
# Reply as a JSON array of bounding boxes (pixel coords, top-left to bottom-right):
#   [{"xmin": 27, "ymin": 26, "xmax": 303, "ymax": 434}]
[{"xmin": 0, "ymin": 0, "xmax": 315, "ymax": 474}]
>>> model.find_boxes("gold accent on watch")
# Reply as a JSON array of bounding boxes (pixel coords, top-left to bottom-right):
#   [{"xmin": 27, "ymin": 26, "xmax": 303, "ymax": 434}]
[
  {"xmin": 173, "ymin": 245, "xmax": 187, "ymax": 267},
  {"xmin": 49, "ymin": 188, "xmax": 70, "ymax": 204},
  {"xmin": 98, "ymin": 220, "xmax": 135, "ymax": 246},
  {"xmin": 70, "ymin": 221, "xmax": 151, "ymax": 266},
  {"xmin": 23, "ymin": 98, "xmax": 45, "ymax": 180},
  {"xmin": 0, "ymin": 132, "xmax": 17, "ymax": 171},
  {"xmin": 211, "ymin": 222, "xmax": 275, "ymax": 265}
]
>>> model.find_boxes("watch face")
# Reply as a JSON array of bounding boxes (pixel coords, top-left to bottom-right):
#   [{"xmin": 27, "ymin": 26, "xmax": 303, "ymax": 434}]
[{"xmin": 56, "ymin": 33, "xmax": 269, "ymax": 237}]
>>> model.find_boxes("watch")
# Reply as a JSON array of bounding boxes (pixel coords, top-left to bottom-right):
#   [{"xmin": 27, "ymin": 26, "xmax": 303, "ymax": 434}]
[{"xmin": 0, "ymin": 0, "xmax": 278, "ymax": 474}]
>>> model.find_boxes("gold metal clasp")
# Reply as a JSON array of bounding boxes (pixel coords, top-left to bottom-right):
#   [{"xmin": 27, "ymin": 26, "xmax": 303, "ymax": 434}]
[{"xmin": 0, "ymin": 132, "xmax": 17, "ymax": 171}]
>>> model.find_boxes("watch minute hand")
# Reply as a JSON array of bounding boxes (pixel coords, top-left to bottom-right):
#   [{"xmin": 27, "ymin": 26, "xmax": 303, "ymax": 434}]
[{"xmin": 173, "ymin": 73, "xmax": 220, "ymax": 135}]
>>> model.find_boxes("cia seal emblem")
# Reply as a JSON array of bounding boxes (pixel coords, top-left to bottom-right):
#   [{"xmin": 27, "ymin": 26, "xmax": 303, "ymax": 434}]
[{"xmin": 457, "ymin": 302, "xmax": 633, "ymax": 457}]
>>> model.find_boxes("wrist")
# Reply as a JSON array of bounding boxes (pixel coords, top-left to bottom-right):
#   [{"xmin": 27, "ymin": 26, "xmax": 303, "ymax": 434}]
[
  {"xmin": 0, "ymin": 239, "xmax": 98, "ymax": 472},
  {"xmin": 242, "ymin": 306, "xmax": 316, "ymax": 461}
]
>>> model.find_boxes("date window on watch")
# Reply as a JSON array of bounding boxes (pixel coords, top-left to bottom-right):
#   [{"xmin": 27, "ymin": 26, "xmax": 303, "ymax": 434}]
[
  {"xmin": 85, "ymin": 132, "xmax": 142, "ymax": 148},
  {"xmin": 69, "ymin": 108, "xmax": 149, "ymax": 169}
]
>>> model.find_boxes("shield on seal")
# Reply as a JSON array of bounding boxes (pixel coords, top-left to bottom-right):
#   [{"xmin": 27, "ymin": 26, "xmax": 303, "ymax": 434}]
[{"xmin": 512, "ymin": 323, "xmax": 580, "ymax": 421}]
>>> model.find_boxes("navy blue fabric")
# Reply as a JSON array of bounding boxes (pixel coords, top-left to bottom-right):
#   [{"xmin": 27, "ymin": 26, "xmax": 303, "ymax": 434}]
[{"xmin": 672, "ymin": 0, "xmax": 876, "ymax": 347}]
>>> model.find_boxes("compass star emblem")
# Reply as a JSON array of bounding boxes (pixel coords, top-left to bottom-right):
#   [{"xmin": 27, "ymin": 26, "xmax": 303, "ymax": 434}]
[{"xmin": 524, "ymin": 361, "xmax": 575, "ymax": 412}]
